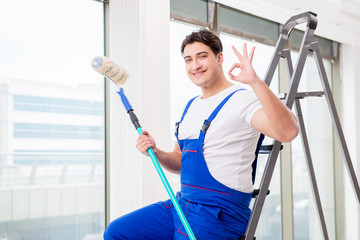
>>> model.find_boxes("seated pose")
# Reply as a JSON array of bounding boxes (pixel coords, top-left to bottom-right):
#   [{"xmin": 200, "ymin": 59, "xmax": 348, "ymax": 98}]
[{"xmin": 104, "ymin": 29, "xmax": 299, "ymax": 240}]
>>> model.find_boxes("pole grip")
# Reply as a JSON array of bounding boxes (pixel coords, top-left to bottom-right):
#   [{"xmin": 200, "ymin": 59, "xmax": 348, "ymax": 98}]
[{"xmin": 117, "ymin": 88, "xmax": 133, "ymax": 112}]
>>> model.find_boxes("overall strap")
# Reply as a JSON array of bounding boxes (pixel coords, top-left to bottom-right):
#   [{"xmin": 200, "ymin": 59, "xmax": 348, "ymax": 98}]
[
  {"xmin": 175, "ymin": 96, "xmax": 198, "ymax": 138},
  {"xmin": 201, "ymin": 88, "xmax": 246, "ymax": 134}
]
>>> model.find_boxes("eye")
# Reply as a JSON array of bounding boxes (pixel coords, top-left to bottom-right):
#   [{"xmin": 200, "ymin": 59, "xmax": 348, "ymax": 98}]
[{"xmin": 184, "ymin": 58, "xmax": 191, "ymax": 63}]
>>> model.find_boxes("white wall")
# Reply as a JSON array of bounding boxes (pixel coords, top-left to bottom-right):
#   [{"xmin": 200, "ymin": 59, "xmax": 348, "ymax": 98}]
[
  {"xmin": 340, "ymin": 44, "xmax": 360, "ymax": 240},
  {"xmin": 108, "ymin": 0, "xmax": 173, "ymax": 221}
]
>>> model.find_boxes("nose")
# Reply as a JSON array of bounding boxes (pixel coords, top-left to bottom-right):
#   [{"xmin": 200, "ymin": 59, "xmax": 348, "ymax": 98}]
[{"xmin": 191, "ymin": 58, "xmax": 201, "ymax": 71}]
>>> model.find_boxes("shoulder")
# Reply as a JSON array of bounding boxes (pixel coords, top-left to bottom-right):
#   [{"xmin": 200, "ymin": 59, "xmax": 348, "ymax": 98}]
[
  {"xmin": 228, "ymin": 86, "xmax": 259, "ymax": 105},
  {"xmin": 225, "ymin": 86, "xmax": 262, "ymax": 125}
]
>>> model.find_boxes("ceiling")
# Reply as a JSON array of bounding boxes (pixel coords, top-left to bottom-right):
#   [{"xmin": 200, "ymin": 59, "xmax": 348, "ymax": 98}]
[{"xmin": 215, "ymin": 0, "xmax": 360, "ymax": 47}]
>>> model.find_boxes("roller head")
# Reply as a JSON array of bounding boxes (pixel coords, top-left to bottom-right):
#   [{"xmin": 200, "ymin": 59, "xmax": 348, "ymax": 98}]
[{"xmin": 91, "ymin": 56, "xmax": 129, "ymax": 85}]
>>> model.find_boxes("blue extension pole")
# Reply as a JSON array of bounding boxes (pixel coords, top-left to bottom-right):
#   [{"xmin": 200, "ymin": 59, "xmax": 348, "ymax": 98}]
[{"xmin": 117, "ymin": 88, "xmax": 196, "ymax": 240}]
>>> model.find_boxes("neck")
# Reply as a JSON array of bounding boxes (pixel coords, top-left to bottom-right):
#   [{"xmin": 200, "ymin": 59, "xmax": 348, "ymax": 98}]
[{"xmin": 201, "ymin": 75, "xmax": 233, "ymax": 99}]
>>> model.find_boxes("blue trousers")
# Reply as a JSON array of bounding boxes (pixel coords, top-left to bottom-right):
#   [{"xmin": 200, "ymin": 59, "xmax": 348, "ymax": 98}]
[{"xmin": 103, "ymin": 197, "xmax": 246, "ymax": 240}]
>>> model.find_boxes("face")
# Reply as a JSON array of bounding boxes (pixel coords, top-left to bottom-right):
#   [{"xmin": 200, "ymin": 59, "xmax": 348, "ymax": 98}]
[{"xmin": 183, "ymin": 42, "xmax": 223, "ymax": 89}]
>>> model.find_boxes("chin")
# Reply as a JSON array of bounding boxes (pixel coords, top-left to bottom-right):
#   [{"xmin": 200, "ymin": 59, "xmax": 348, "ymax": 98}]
[{"xmin": 191, "ymin": 79, "xmax": 206, "ymax": 87}]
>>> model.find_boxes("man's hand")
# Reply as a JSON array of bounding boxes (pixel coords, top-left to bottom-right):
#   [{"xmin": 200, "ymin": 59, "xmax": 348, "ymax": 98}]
[
  {"xmin": 136, "ymin": 130, "xmax": 158, "ymax": 156},
  {"xmin": 228, "ymin": 43, "xmax": 259, "ymax": 86},
  {"xmin": 135, "ymin": 130, "xmax": 182, "ymax": 173}
]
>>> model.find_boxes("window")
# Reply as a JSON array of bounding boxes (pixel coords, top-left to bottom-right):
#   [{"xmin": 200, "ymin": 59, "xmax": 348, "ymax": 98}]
[{"xmin": 0, "ymin": 1, "xmax": 105, "ymax": 239}]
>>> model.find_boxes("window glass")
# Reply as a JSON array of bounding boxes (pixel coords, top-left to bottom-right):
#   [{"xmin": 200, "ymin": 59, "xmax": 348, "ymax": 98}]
[
  {"xmin": 289, "ymin": 29, "xmax": 333, "ymax": 58},
  {"xmin": 170, "ymin": 0, "xmax": 208, "ymax": 23},
  {"xmin": 220, "ymin": 6, "xmax": 279, "ymax": 42},
  {"xmin": 0, "ymin": 0, "xmax": 105, "ymax": 239}
]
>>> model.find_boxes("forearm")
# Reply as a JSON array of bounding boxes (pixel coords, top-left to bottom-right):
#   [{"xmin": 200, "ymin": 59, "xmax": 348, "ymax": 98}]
[{"xmin": 152, "ymin": 148, "xmax": 181, "ymax": 174}]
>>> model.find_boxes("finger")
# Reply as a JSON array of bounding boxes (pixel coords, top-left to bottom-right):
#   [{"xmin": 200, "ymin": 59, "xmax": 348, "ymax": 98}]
[
  {"xmin": 249, "ymin": 46, "xmax": 255, "ymax": 62},
  {"xmin": 136, "ymin": 135, "xmax": 147, "ymax": 144},
  {"xmin": 228, "ymin": 71, "xmax": 234, "ymax": 80},
  {"xmin": 232, "ymin": 45, "xmax": 242, "ymax": 59},
  {"xmin": 243, "ymin": 43, "xmax": 248, "ymax": 58},
  {"xmin": 228, "ymin": 63, "xmax": 239, "ymax": 73},
  {"xmin": 228, "ymin": 63, "xmax": 240, "ymax": 80},
  {"xmin": 136, "ymin": 136, "xmax": 150, "ymax": 149},
  {"xmin": 138, "ymin": 141, "xmax": 152, "ymax": 153}
]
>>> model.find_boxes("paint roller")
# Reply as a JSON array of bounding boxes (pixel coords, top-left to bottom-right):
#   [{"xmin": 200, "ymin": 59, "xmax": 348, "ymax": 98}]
[{"xmin": 91, "ymin": 56, "xmax": 196, "ymax": 240}]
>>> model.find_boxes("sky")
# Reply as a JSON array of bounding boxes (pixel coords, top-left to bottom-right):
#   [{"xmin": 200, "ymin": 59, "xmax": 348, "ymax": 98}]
[{"xmin": 0, "ymin": 0, "xmax": 104, "ymax": 86}]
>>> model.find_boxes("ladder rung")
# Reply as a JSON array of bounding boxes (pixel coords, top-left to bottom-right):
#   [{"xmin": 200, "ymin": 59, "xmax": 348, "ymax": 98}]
[
  {"xmin": 278, "ymin": 91, "xmax": 324, "ymax": 100},
  {"xmin": 259, "ymin": 144, "xmax": 283, "ymax": 154},
  {"xmin": 253, "ymin": 189, "xmax": 270, "ymax": 198}
]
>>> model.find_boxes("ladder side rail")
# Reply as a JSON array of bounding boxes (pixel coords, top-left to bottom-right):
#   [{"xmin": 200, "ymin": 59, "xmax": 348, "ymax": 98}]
[
  {"xmin": 284, "ymin": 27, "xmax": 315, "ymax": 109},
  {"xmin": 311, "ymin": 43, "xmax": 360, "ymax": 204},
  {"xmin": 264, "ymin": 35, "xmax": 288, "ymax": 86},
  {"xmin": 294, "ymin": 99, "xmax": 330, "ymax": 240},
  {"xmin": 244, "ymin": 141, "xmax": 283, "ymax": 240},
  {"xmin": 281, "ymin": 49, "xmax": 294, "ymax": 75}
]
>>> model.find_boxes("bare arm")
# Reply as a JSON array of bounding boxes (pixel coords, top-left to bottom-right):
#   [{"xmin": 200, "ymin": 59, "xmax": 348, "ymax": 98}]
[
  {"xmin": 228, "ymin": 43, "xmax": 299, "ymax": 142},
  {"xmin": 248, "ymin": 79, "xmax": 299, "ymax": 142},
  {"xmin": 136, "ymin": 130, "xmax": 182, "ymax": 174}
]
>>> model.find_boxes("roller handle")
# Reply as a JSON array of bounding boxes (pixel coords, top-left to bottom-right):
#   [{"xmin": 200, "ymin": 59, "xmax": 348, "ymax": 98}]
[{"xmin": 116, "ymin": 88, "xmax": 196, "ymax": 240}]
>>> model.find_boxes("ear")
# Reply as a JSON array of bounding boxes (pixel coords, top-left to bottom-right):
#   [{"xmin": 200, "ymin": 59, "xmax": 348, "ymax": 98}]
[{"xmin": 216, "ymin": 52, "xmax": 223, "ymax": 65}]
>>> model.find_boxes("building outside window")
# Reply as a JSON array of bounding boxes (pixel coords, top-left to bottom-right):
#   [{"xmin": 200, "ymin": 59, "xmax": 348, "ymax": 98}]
[{"xmin": 0, "ymin": 1, "xmax": 106, "ymax": 239}]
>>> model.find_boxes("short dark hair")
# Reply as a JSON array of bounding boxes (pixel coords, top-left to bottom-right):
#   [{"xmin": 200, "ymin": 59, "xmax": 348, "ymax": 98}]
[{"xmin": 181, "ymin": 29, "xmax": 223, "ymax": 56}]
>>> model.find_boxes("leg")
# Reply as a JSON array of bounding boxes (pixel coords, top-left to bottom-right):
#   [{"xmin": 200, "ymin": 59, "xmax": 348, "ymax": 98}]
[
  {"xmin": 173, "ymin": 197, "xmax": 248, "ymax": 240},
  {"xmin": 104, "ymin": 200, "xmax": 174, "ymax": 240}
]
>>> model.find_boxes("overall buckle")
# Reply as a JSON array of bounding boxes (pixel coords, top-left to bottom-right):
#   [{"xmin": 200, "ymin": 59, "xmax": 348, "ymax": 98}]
[{"xmin": 201, "ymin": 119, "xmax": 211, "ymax": 134}]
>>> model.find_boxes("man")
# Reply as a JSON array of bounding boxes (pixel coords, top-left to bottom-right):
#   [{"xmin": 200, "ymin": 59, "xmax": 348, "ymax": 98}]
[{"xmin": 104, "ymin": 29, "xmax": 299, "ymax": 240}]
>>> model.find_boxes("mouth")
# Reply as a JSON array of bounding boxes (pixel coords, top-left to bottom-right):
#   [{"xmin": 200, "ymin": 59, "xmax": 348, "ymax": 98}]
[{"xmin": 192, "ymin": 70, "xmax": 206, "ymax": 79}]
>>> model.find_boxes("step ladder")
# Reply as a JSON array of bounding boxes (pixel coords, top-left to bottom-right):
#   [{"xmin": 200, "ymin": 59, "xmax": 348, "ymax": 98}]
[{"xmin": 242, "ymin": 11, "xmax": 360, "ymax": 240}]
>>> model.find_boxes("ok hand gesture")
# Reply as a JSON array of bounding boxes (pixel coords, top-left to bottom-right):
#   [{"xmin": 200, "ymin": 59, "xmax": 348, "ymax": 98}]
[{"xmin": 228, "ymin": 43, "xmax": 259, "ymax": 86}]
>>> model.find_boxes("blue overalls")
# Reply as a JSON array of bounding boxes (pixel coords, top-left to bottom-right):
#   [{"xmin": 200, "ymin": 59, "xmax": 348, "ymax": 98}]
[{"xmin": 103, "ymin": 89, "xmax": 254, "ymax": 240}]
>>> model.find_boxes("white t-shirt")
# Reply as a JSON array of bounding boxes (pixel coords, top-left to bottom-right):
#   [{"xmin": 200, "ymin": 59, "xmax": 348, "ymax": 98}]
[{"xmin": 178, "ymin": 85, "xmax": 262, "ymax": 193}]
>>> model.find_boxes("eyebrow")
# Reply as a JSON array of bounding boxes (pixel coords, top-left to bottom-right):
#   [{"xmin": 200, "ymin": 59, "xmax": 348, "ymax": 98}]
[{"xmin": 183, "ymin": 51, "xmax": 209, "ymax": 59}]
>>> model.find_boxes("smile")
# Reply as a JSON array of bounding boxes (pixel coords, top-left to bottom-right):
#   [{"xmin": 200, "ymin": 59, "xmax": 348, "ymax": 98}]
[{"xmin": 192, "ymin": 70, "xmax": 206, "ymax": 78}]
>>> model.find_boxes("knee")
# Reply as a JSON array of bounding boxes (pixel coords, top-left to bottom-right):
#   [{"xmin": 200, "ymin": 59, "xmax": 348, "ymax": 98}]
[
  {"xmin": 103, "ymin": 224, "xmax": 115, "ymax": 240},
  {"xmin": 103, "ymin": 220, "xmax": 126, "ymax": 240},
  {"xmin": 103, "ymin": 228, "xmax": 112, "ymax": 240},
  {"xmin": 104, "ymin": 223, "xmax": 122, "ymax": 240}
]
